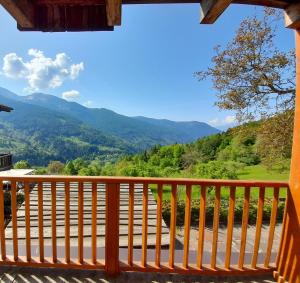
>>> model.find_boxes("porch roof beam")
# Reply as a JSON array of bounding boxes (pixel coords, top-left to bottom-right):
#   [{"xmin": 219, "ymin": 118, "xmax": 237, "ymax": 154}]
[
  {"xmin": 0, "ymin": 0, "xmax": 35, "ymax": 28},
  {"xmin": 200, "ymin": 0, "xmax": 232, "ymax": 24},
  {"xmin": 285, "ymin": 3, "xmax": 300, "ymax": 29}
]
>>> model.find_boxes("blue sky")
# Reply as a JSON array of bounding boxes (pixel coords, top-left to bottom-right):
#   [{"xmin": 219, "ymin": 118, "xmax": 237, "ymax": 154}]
[{"xmin": 0, "ymin": 4, "xmax": 295, "ymax": 128}]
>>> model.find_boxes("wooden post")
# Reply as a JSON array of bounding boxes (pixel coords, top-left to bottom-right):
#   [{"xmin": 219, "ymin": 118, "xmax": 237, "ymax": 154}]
[
  {"xmin": 275, "ymin": 29, "xmax": 300, "ymax": 282},
  {"xmin": 105, "ymin": 182, "xmax": 120, "ymax": 276}
]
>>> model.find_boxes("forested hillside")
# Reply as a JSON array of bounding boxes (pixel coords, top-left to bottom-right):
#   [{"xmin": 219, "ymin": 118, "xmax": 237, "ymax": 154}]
[
  {"xmin": 35, "ymin": 121, "xmax": 290, "ymax": 179},
  {"xmin": 0, "ymin": 92, "xmax": 134, "ymax": 165},
  {"xmin": 0, "ymin": 87, "xmax": 219, "ymax": 151}
]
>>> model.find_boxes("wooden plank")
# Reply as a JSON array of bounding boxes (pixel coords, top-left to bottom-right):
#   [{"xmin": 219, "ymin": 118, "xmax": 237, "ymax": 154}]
[
  {"xmin": 105, "ymin": 183, "xmax": 120, "ymax": 275},
  {"xmin": 200, "ymin": 0, "xmax": 232, "ymax": 24},
  {"xmin": 105, "ymin": 0, "xmax": 121, "ymax": 26},
  {"xmin": 168, "ymin": 184, "xmax": 177, "ymax": 268},
  {"xmin": 285, "ymin": 3, "xmax": 300, "ymax": 29},
  {"xmin": 224, "ymin": 186, "xmax": 236, "ymax": 269},
  {"xmin": 92, "ymin": 181, "xmax": 97, "ymax": 264},
  {"xmin": 264, "ymin": 187, "xmax": 279, "ymax": 267},
  {"xmin": 38, "ymin": 182, "xmax": 44, "ymax": 263},
  {"xmin": 211, "ymin": 185, "xmax": 221, "ymax": 269},
  {"xmin": 197, "ymin": 186, "xmax": 206, "ymax": 268},
  {"xmin": 183, "ymin": 184, "xmax": 192, "ymax": 269},
  {"xmin": 25, "ymin": 182, "xmax": 31, "ymax": 262},
  {"xmin": 251, "ymin": 187, "xmax": 265, "ymax": 268},
  {"xmin": 36, "ymin": 0, "xmax": 105, "ymax": 4},
  {"xmin": 78, "ymin": 182, "xmax": 84, "ymax": 264},
  {"xmin": 11, "ymin": 181, "xmax": 18, "ymax": 261},
  {"xmin": 65, "ymin": 182, "xmax": 70, "ymax": 263},
  {"xmin": 0, "ymin": 182, "xmax": 5, "ymax": 260},
  {"xmin": 238, "ymin": 187, "xmax": 250, "ymax": 269},
  {"xmin": 128, "ymin": 183, "xmax": 134, "ymax": 266},
  {"xmin": 51, "ymin": 182, "xmax": 57, "ymax": 263},
  {"xmin": 155, "ymin": 184, "xmax": 163, "ymax": 267},
  {"xmin": 141, "ymin": 184, "xmax": 148, "ymax": 267},
  {"xmin": 0, "ymin": 0, "xmax": 35, "ymax": 28}
]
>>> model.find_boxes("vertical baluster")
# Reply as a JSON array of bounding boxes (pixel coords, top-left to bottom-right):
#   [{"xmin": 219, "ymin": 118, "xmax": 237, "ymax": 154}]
[
  {"xmin": 197, "ymin": 186, "xmax": 206, "ymax": 269},
  {"xmin": 92, "ymin": 181, "xmax": 97, "ymax": 264},
  {"xmin": 225, "ymin": 186, "xmax": 236, "ymax": 269},
  {"xmin": 105, "ymin": 183, "xmax": 120, "ymax": 276},
  {"xmin": 38, "ymin": 182, "xmax": 44, "ymax": 262},
  {"xmin": 0, "ymin": 180, "xmax": 5, "ymax": 260},
  {"xmin": 128, "ymin": 183, "xmax": 134, "ymax": 266},
  {"xmin": 51, "ymin": 182, "xmax": 57, "ymax": 263},
  {"xmin": 238, "ymin": 186, "xmax": 250, "ymax": 269},
  {"xmin": 65, "ymin": 181, "xmax": 70, "ymax": 263},
  {"xmin": 11, "ymin": 181, "xmax": 18, "ymax": 261},
  {"xmin": 25, "ymin": 182, "xmax": 31, "ymax": 262},
  {"xmin": 169, "ymin": 184, "xmax": 177, "ymax": 268},
  {"xmin": 264, "ymin": 186, "xmax": 279, "ymax": 267},
  {"xmin": 155, "ymin": 183, "xmax": 163, "ymax": 267},
  {"xmin": 141, "ymin": 183, "xmax": 148, "ymax": 267},
  {"xmin": 78, "ymin": 182, "xmax": 84, "ymax": 264},
  {"xmin": 211, "ymin": 185, "xmax": 221, "ymax": 269},
  {"xmin": 183, "ymin": 184, "xmax": 192, "ymax": 269},
  {"xmin": 251, "ymin": 187, "xmax": 265, "ymax": 268}
]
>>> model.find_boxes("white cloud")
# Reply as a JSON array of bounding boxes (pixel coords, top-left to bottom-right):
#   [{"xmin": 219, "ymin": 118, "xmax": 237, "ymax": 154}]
[
  {"xmin": 62, "ymin": 90, "xmax": 80, "ymax": 101},
  {"xmin": 83, "ymin": 100, "xmax": 93, "ymax": 108},
  {"xmin": 2, "ymin": 49, "xmax": 84, "ymax": 91},
  {"xmin": 209, "ymin": 115, "xmax": 236, "ymax": 127}
]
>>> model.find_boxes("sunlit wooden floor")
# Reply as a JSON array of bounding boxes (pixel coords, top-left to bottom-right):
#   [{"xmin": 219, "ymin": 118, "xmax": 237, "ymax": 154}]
[{"xmin": 0, "ymin": 266, "xmax": 276, "ymax": 283}]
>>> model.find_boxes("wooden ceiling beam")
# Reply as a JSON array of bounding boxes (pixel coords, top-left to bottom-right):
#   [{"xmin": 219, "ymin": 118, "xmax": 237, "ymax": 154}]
[
  {"xmin": 105, "ymin": 0, "xmax": 121, "ymax": 26},
  {"xmin": 200, "ymin": 0, "xmax": 232, "ymax": 24},
  {"xmin": 35, "ymin": 0, "xmax": 105, "ymax": 5},
  {"xmin": 285, "ymin": 2, "xmax": 300, "ymax": 29},
  {"xmin": 233, "ymin": 0, "xmax": 289, "ymax": 9},
  {"xmin": 0, "ymin": 0, "xmax": 35, "ymax": 28}
]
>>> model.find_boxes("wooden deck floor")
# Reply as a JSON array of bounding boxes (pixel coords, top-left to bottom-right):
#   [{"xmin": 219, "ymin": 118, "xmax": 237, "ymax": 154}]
[
  {"xmin": 0, "ymin": 266, "xmax": 276, "ymax": 283},
  {"xmin": 4, "ymin": 183, "xmax": 170, "ymax": 258}
]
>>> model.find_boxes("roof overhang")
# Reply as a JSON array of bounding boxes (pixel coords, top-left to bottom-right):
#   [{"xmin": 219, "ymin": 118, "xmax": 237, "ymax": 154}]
[{"xmin": 0, "ymin": 0, "xmax": 299, "ymax": 31}]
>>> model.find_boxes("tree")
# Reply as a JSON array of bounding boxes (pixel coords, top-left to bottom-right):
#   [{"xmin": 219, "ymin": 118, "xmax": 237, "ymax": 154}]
[
  {"xmin": 195, "ymin": 9, "xmax": 295, "ymax": 167},
  {"xmin": 47, "ymin": 161, "xmax": 65, "ymax": 175},
  {"xmin": 14, "ymin": 160, "xmax": 31, "ymax": 169}
]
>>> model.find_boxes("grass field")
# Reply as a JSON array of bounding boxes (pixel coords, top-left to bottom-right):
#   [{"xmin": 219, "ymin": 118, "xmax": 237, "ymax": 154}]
[{"xmin": 151, "ymin": 164, "xmax": 289, "ymax": 201}]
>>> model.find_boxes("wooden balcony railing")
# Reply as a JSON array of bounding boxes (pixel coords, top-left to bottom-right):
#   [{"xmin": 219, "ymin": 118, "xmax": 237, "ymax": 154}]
[
  {"xmin": 0, "ymin": 154, "xmax": 12, "ymax": 171},
  {"xmin": 0, "ymin": 175, "xmax": 288, "ymax": 278}
]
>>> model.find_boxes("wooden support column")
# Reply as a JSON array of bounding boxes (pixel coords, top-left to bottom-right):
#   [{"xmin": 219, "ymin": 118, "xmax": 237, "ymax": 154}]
[
  {"xmin": 285, "ymin": 3, "xmax": 300, "ymax": 30},
  {"xmin": 105, "ymin": 0, "xmax": 121, "ymax": 26},
  {"xmin": 200, "ymin": 0, "xmax": 232, "ymax": 24},
  {"xmin": 0, "ymin": 0, "xmax": 35, "ymax": 28},
  {"xmin": 275, "ymin": 29, "xmax": 300, "ymax": 283},
  {"xmin": 105, "ymin": 183, "xmax": 120, "ymax": 276}
]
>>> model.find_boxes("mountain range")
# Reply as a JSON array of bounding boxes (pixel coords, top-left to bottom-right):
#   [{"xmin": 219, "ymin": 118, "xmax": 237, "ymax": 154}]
[{"xmin": 0, "ymin": 87, "xmax": 220, "ymax": 165}]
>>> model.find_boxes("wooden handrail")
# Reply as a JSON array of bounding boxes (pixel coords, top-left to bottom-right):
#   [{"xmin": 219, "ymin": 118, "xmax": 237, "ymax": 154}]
[
  {"xmin": 0, "ymin": 175, "xmax": 289, "ymax": 187},
  {"xmin": 0, "ymin": 175, "xmax": 288, "ymax": 278}
]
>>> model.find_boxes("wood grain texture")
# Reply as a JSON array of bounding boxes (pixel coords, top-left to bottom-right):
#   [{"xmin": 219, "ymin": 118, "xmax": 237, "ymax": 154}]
[
  {"xmin": 155, "ymin": 184, "xmax": 163, "ymax": 267},
  {"xmin": 285, "ymin": 3, "xmax": 300, "ymax": 29},
  {"xmin": 0, "ymin": 0, "xmax": 34, "ymax": 28},
  {"xmin": 224, "ymin": 186, "xmax": 235, "ymax": 269},
  {"xmin": 168, "ymin": 184, "xmax": 177, "ymax": 268},
  {"xmin": 183, "ymin": 185, "xmax": 192, "ymax": 269},
  {"xmin": 0, "ymin": 182, "xmax": 5, "ymax": 260},
  {"xmin": 211, "ymin": 185, "xmax": 221, "ymax": 269},
  {"xmin": 37, "ymin": 182, "xmax": 44, "ymax": 262},
  {"xmin": 197, "ymin": 186, "xmax": 206, "ymax": 268},
  {"xmin": 251, "ymin": 187, "xmax": 265, "ymax": 268},
  {"xmin": 105, "ymin": 183, "xmax": 120, "ymax": 275},
  {"xmin": 200, "ymin": 0, "xmax": 232, "ymax": 24},
  {"xmin": 25, "ymin": 182, "xmax": 31, "ymax": 262},
  {"xmin": 238, "ymin": 187, "xmax": 251, "ymax": 269}
]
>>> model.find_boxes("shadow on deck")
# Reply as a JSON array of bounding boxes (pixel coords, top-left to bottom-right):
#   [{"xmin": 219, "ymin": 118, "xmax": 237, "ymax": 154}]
[{"xmin": 0, "ymin": 266, "xmax": 276, "ymax": 283}]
